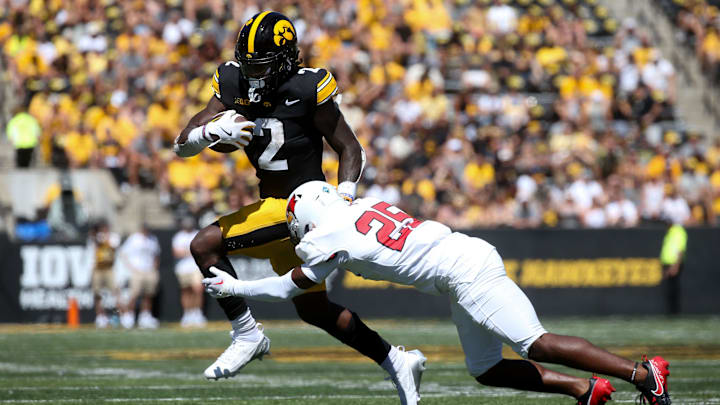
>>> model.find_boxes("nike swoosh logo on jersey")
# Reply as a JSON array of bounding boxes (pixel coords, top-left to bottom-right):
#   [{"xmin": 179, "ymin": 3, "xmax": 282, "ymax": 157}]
[
  {"xmin": 285, "ymin": 99, "xmax": 300, "ymax": 106},
  {"xmin": 214, "ymin": 280, "xmax": 224, "ymax": 285}
]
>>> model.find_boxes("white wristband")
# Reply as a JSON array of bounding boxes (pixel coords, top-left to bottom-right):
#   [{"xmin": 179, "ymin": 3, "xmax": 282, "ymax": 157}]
[
  {"xmin": 337, "ymin": 181, "xmax": 357, "ymax": 200},
  {"xmin": 173, "ymin": 125, "xmax": 214, "ymax": 157}
]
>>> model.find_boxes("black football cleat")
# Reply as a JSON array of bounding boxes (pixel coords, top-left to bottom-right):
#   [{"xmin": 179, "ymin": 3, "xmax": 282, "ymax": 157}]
[{"xmin": 636, "ymin": 355, "xmax": 671, "ymax": 404}]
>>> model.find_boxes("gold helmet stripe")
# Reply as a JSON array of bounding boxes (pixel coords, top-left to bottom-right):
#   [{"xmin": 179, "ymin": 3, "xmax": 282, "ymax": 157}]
[{"xmin": 248, "ymin": 11, "xmax": 272, "ymax": 54}]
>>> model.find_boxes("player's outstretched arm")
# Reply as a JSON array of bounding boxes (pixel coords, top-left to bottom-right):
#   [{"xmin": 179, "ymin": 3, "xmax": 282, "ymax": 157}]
[
  {"xmin": 202, "ymin": 266, "xmax": 321, "ymax": 302},
  {"xmin": 315, "ymin": 101, "xmax": 366, "ymax": 200}
]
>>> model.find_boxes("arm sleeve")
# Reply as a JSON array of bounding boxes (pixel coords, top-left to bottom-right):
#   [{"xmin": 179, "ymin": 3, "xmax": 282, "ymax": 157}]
[
  {"xmin": 229, "ymin": 271, "xmax": 304, "ymax": 302},
  {"xmin": 294, "ymin": 228, "xmax": 343, "ymax": 266},
  {"xmin": 300, "ymin": 260, "xmax": 338, "ymax": 284}
]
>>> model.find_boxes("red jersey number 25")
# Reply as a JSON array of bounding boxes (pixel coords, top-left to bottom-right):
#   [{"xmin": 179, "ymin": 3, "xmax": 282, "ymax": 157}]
[{"xmin": 354, "ymin": 202, "xmax": 423, "ymax": 251}]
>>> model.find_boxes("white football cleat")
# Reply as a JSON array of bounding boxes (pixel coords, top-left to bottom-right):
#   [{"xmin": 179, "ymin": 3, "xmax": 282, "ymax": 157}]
[
  {"xmin": 204, "ymin": 329, "xmax": 271, "ymax": 380},
  {"xmin": 387, "ymin": 348, "xmax": 427, "ymax": 405}
]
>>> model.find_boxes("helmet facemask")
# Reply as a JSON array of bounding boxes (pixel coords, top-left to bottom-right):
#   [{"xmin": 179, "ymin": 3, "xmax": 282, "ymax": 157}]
[
  {"xmin": 287, "ymin": 210, "xmax": 315, "ymax": 245},
  {"xmin": 234, "ymin": 11, "xmax": 300, "ymax": 104},
  {"xmin": 236, "ymin": 51, "xmax": 288, "ymax": 103}
]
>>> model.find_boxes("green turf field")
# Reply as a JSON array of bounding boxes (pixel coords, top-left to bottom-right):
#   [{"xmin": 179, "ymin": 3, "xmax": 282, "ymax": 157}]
[{"xmin": 1, "ymin": 316, "xmax": 719, "ymax": 404}]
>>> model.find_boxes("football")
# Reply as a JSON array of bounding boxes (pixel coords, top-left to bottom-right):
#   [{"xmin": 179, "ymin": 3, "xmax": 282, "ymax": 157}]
[
  {"xmin": 209, "ymin": 111, "xmax": 249, "ymax": 153},
  {"xmin": 210, "ymin": 142, "xmax": 240, "ymax": 154}
]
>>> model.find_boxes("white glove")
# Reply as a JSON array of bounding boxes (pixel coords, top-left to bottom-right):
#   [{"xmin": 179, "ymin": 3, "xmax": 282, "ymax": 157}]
[
  {"xmin": 202, "ymin": 267, "xmax": 240, "ymax": 298},
  {"xmin": 204, "ymin": 110, "xmax": 256, "ymax": 148}
]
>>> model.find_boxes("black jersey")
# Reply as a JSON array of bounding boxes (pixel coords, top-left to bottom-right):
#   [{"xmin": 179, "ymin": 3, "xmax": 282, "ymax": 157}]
[{"xmin": 211, "ymin": 62, "xmax": 339, "ymax": 199}]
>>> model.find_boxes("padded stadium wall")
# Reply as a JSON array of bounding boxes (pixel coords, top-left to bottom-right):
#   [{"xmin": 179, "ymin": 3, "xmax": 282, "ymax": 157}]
[{"xmin": 0, "ymin": 227, "xmax": 718, "ymax": 323}]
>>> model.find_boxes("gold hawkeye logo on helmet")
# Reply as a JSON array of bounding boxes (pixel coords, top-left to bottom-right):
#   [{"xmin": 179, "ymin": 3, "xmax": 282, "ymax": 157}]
[{"xmin": 273, "ymin": 20, "xmax": 295, "ymax": 46}]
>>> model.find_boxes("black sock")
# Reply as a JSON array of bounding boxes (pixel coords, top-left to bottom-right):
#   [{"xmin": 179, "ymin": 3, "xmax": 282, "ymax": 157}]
[
  {"xmin": 201, "ymin": 255, "xmax": 248, "ymax": 320},
  {"xmin": 337, "ymin": 311, "xmax": 391, "ymax": 365}
]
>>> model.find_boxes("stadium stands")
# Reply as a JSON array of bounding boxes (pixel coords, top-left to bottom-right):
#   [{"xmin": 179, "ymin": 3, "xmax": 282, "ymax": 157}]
[
  {"xmin": 656, "ymin": 0, "xmax": 720, "ymax": 82},
  {"xmin": 1, "ymin": 0, "xmax": 719, "ymax": 232}
]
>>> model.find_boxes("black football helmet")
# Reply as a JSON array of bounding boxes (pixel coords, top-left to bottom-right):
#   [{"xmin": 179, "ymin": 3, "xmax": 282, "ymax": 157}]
[{"xmin": 235, "ymin": 11, "xmax": 300, "ymax": 103}]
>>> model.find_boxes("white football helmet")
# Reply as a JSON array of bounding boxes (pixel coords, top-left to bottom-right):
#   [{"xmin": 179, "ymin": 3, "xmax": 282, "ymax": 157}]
[{"xmin": 286, "ymin": 181, "xmax": 346, "ymax": 244}]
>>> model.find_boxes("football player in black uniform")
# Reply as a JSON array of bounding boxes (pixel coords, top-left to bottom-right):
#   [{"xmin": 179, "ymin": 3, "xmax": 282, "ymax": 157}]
[{"xmin": 173, "ymin": 11, "xmax": 420, "ymax": 403}]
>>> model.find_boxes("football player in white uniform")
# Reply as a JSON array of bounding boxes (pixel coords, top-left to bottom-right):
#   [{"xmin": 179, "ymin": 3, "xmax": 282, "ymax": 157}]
[{"xmin": 203, "ymin": 181, "xmax": 671, "ymax": 405}]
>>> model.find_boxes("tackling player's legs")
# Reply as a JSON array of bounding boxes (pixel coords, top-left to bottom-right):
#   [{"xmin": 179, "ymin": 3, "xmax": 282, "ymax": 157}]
[
  {"xmin": 473, "ymin": 333, "xmax": 669, "ymax": 404},
  {"xmin": 526, "ymin": 334, "xmax": 669, "ymax": 404},
  {"xmin": 450, "ymin": 244, "xmax": 670, "ymax": 404}
]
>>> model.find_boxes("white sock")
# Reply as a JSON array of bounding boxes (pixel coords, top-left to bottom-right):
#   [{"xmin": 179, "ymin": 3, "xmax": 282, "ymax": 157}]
[
  {"xmin": 231, "ymin": 308, "xmax": 262, "ymax": 341},
  {"xmin": 381, "ymin": 346, "xmax": 402, "ymax": 374}
]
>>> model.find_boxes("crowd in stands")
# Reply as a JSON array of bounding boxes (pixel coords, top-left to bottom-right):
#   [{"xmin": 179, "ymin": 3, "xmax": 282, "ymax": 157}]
[
  {"xmin": 2, "ymin": 0, "xmax": 719, "ymax": 230},
  {"xmin": 658, "ymin": 0, "xmax": 720, "ymax": 83}
]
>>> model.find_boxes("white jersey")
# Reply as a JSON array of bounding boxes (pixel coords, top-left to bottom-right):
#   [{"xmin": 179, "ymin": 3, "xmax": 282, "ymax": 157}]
[
  {"xmin": 296, "ymin": 197, "xmax": 496, "ymax": 295},
  {"xmin": 292, "ymin": 196, "xmax": 546, "ymax": 380}
]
